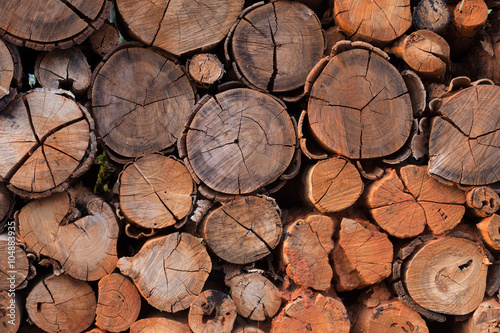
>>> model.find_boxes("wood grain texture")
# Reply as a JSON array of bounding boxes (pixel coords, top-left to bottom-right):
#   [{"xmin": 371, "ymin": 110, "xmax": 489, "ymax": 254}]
[
  {"xmin": 455, "ymin": 298, "xmax": 500, "ymax": 333},
  {"xmin": 130, "ymin": 317, "xmax": 191, "ymax": 333},
  {"xmin": 477, "ymin": 214, "xmax": 500, "ymax": 250},
  {"xmin": 0, "ymin": 236, "xmax": 29, "ymax": 291},
  {"xmin": 188, "ymin": 290, "xmax": 237, "ymax": 333},
  {"xmin": 413, "ymin": 0, "xmax": 450, "ymax": 33}
]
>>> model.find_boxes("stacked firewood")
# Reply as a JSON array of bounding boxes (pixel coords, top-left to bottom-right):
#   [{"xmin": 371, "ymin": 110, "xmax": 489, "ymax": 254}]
[{"xmin": 0, "ymin": 0, "xmax": 499, "ymax": 332}]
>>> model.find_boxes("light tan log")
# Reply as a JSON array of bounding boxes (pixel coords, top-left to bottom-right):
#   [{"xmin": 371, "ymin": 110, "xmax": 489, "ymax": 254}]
[
  {"xmin": 88, "ymin": 22, "xmax": 120, "ymax": 56},
  {"xmin": 188, "ymin": 290, "xmax": 237, "ymax": 333},
  {"xmin": 187, "ymin": 54, "xmax": 224, "ymax": 88},
  {"xmin": 95, "ymin": 273, "xmax": 141, "ymax": 332},
  {"xmin": 0, "ymin": 234, "xmax": 30, "ymax": 291},
  {"xmin": 118, "ymin": 232, "xmax": 211, "ymax": 313},
  {"xmin": 466, "ymin": 186, "xmax": 500, "ymax": 218},
  {"xmin": 0, "ymin": 290, "xmax": 21, "ymax": 333},
  {"xmin": 130, "ymin": 317, "xmax": 191, "ymax": 333},
  {"xmin": 26, "ymin": 274, "xmax": 96, "ymax": 333},
  {"xmin": 477, "ymin": 214, "xmax": 500, "ymax": 251},
  {"xmin": 455, "ymin": 298, "xmax": 500, "ymax": 333}
]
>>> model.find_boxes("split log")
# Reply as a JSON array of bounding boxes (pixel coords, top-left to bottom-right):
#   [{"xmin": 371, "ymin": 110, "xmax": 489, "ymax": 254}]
[
  {"xmin": 392, "ymin": 235, "xmax": 491, "ymax": 320},
  {"xmin": 0, "ymin": 90, "xmax": 97, "ymax": 198},
  {"xmin": 0, "ymin": 38, "xmax": 21, "ymax": 112},
  {"xmin": 88, "ymin": 22, "xmax": 120, "ymax": 57},
  {"xmin": 26, "ymin": 274, "xmax": 96, "ymax": 333},
  {"xmin": 187, "ymin": 54, "xmax": 224, "ymax": 88},
  {"xmin": 119, "ymin": 154, "xmax": 195, "ymax": 229},
  {"xmin": 413, "ymin": 0, "xmax": 451, "ymax": 34},
  {"xmin": 0, "ymin": 183, "xmax": 14, "ymax": 232},
  {"xmin": 334, "ymin": 0, "xmax": 412, "ymax": 45},
  {"xmin": 448, "ymin": 0, "xmax": 489, "ymax": 53},
  {"xmin": 200, "ymin": 196, "xmax": 282, "ymax": 265},
  {"xmin": 227, "ymin": 1, "xmax": 324, "ymax": 93},
  {"xmin": 0, "ymin": 290, "xmax": 21, "ymax": 333},
  {"xmin": 301, "ymin": 157, "xmax": 363, "ymax": 213},
  {"xmin": 306, "ymin": 45, "xmax": 413, "ymax": 159},
  {"xmin": 363, "ymin": 165, "xmax": 466, "ymax": 238},
  {"xmin": 117, "ymin": 232, "xmax": 212, "ymax": 313},
  {"xmin": 477, "ymin": 214, "xmax": 500, "ymax": 250},
  {"xmin": 95, "ymin": 273, "xmax": 141, "ymax": 332},
  {"xmin": 466, "ymin": 186, "xmax": 500, "ymax": 218},
  {"xmin": 428, "ymin": 84, "xmax": 500, "ymax": 185},
  {"xmin": 188, "ymin": 290, "xmax": 237, "ymax": 333},
  {"xmin": 0, "ymin": 234, "xmax": 30, "ymax": 290},
  {"xmin": 225, "ymin": 272, "xmax": 281, "ymax": 321},
  {"xmin": 271, "ymin": 289, "xmax": 350, "ymax": 333},
  {"xmin": 130, "ymin": 317, "xmax": 191, "ymax": 333},
  {"xmin": 282, "ymin": 214, "xmax": 335, "ymax": 291},
  {"xmin": 91, "ymin": 44, "xmax": 196, "ymax": 162},
  {"xmin": 180, "ymin": 88, "xmax": 297, "ymax": 196},
  {"xmin": 455, "ymin": 298, "xmax": 500, "ymax": 333},
  {"xmin": 332, "ymin": 218, "xmax": 393, "ymax": 291},
  {"xmin": 16, "ymin": 187, "xmax": 119, "ymax": 281},
  {"xmin": 0, "ymin": 0, "xmax": 111, "ymax": 50},
  {"xmin": 116, "ymin": 0, "xmax": 244, "ymax": 56},
  {"xmin": 385, "ymin": 30, "xmax": 450, "ymax": 80},
  {"xmin": 35, "ymin": 48, "xmax": 91, "ymax": 96}
]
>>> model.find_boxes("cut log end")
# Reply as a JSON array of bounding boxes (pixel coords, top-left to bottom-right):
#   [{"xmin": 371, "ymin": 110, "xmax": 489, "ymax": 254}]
[
  {"xmin": 477, "ymin": 214, "xmax": 500, "ymax": 250},
  {"xmin": 188, "ymin": 290, "xmax": 237, "ymax": 333},
  {"xmin": 188, "ymin": 53, "xmax": 225, "ymax": 87}
]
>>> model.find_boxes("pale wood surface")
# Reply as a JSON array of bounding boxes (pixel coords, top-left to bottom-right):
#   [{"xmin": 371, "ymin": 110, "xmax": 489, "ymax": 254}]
[{"xmin": 130, "ymin": 318, "xmax": 192, "ymax": 333}]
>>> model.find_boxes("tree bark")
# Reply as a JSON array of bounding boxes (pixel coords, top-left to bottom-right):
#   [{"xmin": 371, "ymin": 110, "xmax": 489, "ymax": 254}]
[{"xmin": 188, "ymin": 290, "xmax": 237, "ymax": 333}]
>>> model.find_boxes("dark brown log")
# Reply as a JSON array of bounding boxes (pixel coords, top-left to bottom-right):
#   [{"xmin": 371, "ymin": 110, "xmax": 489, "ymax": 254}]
[
  {"xmin": 88, "ymin": 22, "xmax": 120, "ymax": 57},
  {"xmin": 117, "ymin": 232, "xmax": 212, "ymax": 313},
  {"xmin": 0, "ymin": 90, "xmax": 97, "ymax": 198},
  {"xmin": 26, "ymin": 274, "xmax": 96, "ymax": 333},
  {"xmin": 413, "ymin": 0, "xmax": 451, "ymax": 34},
  {"xmin": 116, "ymin": 0, "xmax": 244, "ymax": 56},
  {"xmin": 455, "ymin": 298, "xmax": 500, "ymax": 333},
  {"xmin": 187, "ymin": 54, "xmax": 225, "ymax": 88},
  {"xmin": 324, "ymin": 26, "xmax": 346, "ymax": 56},
  {"xmin": 16, "ymin": 187, "xmax": 119, "ymax": 281},
  {"xmin": 35, "ymin": 48, "xmax": 91, "ymax": 96},
  {"xmin": 95, "ymin": 273, "xmax": 141, "ymax": 332},
  {"xmin": 477, "ymin": 214, "xmax": 500, "ymax": 250},
  {"xmin": 119, "ymin": 153, "xmax": 195, "ymax": 229},
  {"xmin": 180, "ymin": 88, "xmax": 297, "ymax": 196},
  {"xmin": 0, "ymin": 38, "xmax": 21, "ymax": 112},
  {"xmin": 130, "ymin": 317, "xmax": 191, "ymax": 333},
  {"xmin": 200, "ymin": 196, "xmax": 282, "ymax": 265},
  {"xmin": 0, "ymin": 234, "xmax": 30, "ymax": 291},
  {"xmin": 0, "ymin": 183, "xmax": 14, "ymax": 232},
  {"xmin": 91, "ymin": 44, "xmax": 196, "ymax": 162},
  {"xmin": 0, "ymin": 290, "xmax": 22, "ymax": 333},
  {"xmin": 0, "ymin": 0, "xmax": 111, "ymax": 51},
  {"xmin": 227, "ymin": 1, "xmax": 324, "ymax": 93},
  {"xmin": 188, "ymin": 290, "xmax": 237, "ymax": 333},
  {"xmin": 466, "ymin": 186, "xmax": 500, "ymax": 218}
]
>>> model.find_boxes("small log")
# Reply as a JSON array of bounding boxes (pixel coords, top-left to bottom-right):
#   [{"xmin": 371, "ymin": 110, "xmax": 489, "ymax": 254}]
[
  {"xmin": 16, "ymin": 187, "xmax": 119, "ymax": 281},
  {"xmin": 0, "ymin": 183, "xmax": 14, "ymax": 232},
  {"xmin": 180, "ymin": 88, "xmax": 297, "ymax": 195},
  {"xmin": 307, "ymin": 47, "xmax": 413, "ymax": 159},
  {"xmin": 0, "ymin": 234, "xmax": 30, "ymax": 291},
  {"xmin": 116, "ymin": 0, "xmax": 244, "ymax": 56},
  {"xmin": 200, "ymin": 196, "xmax": 282, "ymax": 265},
  {"xmin": 477, "ymin": 214, "xmax": 500, "ymax": 250},
  {"xmin": 363, "ymin": 165, "xmax": 466, "ymax": 238},
  {"xmin": 385, "ymin": 30, "xmax": 450, "ymax": 80},
  {"xmin": 88, "ymin": 22, "xmax": 120, "ymax": 57},
  {"xmin": 0, "ymin": 0, "xmax": 111, "ymax": 51},
  {"xmin": 428, "ymin": 85, "xmax": 500, "ymax": 185},
  {"xmin": 0, "ymin": 90, "xmax": 97, "ymax": 198},
  {"xmin": 91, "ymin": 44, "xmax": 196, "ymax": 162},
  {"xmin": 119, "ymin": 154, "xmax": 195, "ymax": 229},
  {"xmin": 0, "ymin": 290, "xmax": 22, "ymax": 333},
  {"xmin": 187, "ymin": 54, "xmax": 224, "ymax": 88},
  {"xmin": 188, "ymin": 290, "xmax": 237, "ymax": 333},
  {"xmin": 282, "ymin": 214, "xmax": 335, "ymax": 291},
  {"xmin": 466, "ymin": 186, "xmax": 500, "ymax": 218},
  {"xmin": 301, "ymin": 157, "xmax": 363, "ymax": 213},
  {"xmin": 0, "ymin": 38, "xmax": 21, "ymax": 112},
  {"xmin": 334, "ymin": 0, "xmax": 412, "ymax": 45},
  {"xmin": 35, "ymin": 48, "xmax": 91, "ymax": 96},
  {"xmin": 227, "ymin": 1, "xmax": 324, "ymax": 93},
  {"xmin": 130, "ymin": 317, "xmax": 191, "ymax": 333},
  {"xmin": 26, "ymin": 274, "xmax": 96, "ymax": 333},
  {"xmin": 413, "ymin": 0, "xmax": 451, "ymax": 34},
  {"xmin": 225, "ymin": 272, "xmax": 281, "ymax": 321},
  {"xmin": 95, "ymin": 273, "xmax": 141, "ymax": 332},
  {"xmin": 455, "ymin": 298, "xmax": 500, "ymax": 333},
  {"xmin": 117, "ymin": 232, "xmax": 212, "ymax": 313},
  {"xmin": 332, "ymin": 218, "xmax": 393, "ymax": 291},
  {"xmin": 271, "ymin": 289, "xmax": 350, "ymax": 333},
  {"xmin": 448, "ymin": 0, "xmax": 489, "ymax": 53},
  {"xmin": 324, "ymin": 26, "xmax": 346, "ymax": 56}
]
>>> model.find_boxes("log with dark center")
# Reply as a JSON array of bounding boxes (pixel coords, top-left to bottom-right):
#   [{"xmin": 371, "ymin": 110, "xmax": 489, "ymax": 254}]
[
  {"xmin": 188, "ymin": 290, "xmax": 237, "ymax": 333},
  {"xmin": 88, "ymin": 22, "xmax": 120, "ymax": 57}
]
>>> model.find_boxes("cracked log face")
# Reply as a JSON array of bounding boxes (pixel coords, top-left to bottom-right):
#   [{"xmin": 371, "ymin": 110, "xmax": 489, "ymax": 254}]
[
  {"xmin": 230, "ymin": 1, "xmax": 324, "ymax": 93},
  {"xmin": 117, "ymin": 232, "xmax": 212, "ymax": 313},
  {"xmin": 0, "ymin": 0, "xmax": 110, "ymax": 50},
  {"xmin": 402, "ymin": 237, "xmax": 489, "ymax": 316},
  {"xmin": 188, "ymin": 53, "xmax": 225, "ymax": 88},
  {"xmin": 1, "ymin": 291, "xmax": 21, "ymax": 332},
  {"xmin": 201, "ymin": 196, "xmax": 282, "ymax": 265},
  {"xmin": 455, "ymin": 298, "xmax": 500, "ymax": 333},
  {"xmin": 188, "ymin": 290, "xmax": 237, "ymax": 333},
  {"xmin": 334, "ymin": 0, "xmax": 411, "ymax": 45},
  {"xmin": 0, "ymin": 236, "xmax": 29, "ymax": 290},
  {"xmin": 184, "ymin": 88, "xmax": 296, "ymax": 195},
  {"xmin": 91, "ymin": 45, "xmax": 196, "ymax": 162},
  {"xmin": 16, "ymin": 188, "xmax": 119, "ymax": 281},
  {"xmin": 364, "ymin": 165, "xmax": 466, "ymax": 238},
  {"xmin": 429, "ymin": 85, "xmax": 500, "ymax": 185},
  {"xmin": 307, "ymin": 48, "xmax": 413, "ymax": 159},
  {"xmin": 26, "ymin": 274, "xmax": 96, "ymax": 333},
  {"xmin": 119, "ymin": 154, "xmax": 195, "ymax": 229},
  {"xmin": 116, "ymin": 0, "xmax": 244, "ymax": 56},
  {"xmin": 0, "ymin": 90, "xmax": 96, "ymax": 198}
]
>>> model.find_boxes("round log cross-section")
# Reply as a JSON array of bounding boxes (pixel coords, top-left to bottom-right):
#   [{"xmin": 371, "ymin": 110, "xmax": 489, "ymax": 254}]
[
  {"xmin": 91, "ymin": 45, "xmax": 196, "ymax": 162},
  {"xmin": 188, "ymin": 290, "xmax": 237, "ymax": 333},
  {"xmin": 307, "ymin": 48, "xmax": 413, "ymax": 159},
  {"xmin": 182, "ymin": 88, "xmax": 296, "ymax": 195},
  {"xmin": 229, "ymin": 1, "xmax": 324, "ymax": 93}
]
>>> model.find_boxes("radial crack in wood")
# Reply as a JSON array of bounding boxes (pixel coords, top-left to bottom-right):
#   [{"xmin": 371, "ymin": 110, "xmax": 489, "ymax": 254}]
[{"xmin": 0, "ymin": 235, "xmax": 30, "ymax": 291}]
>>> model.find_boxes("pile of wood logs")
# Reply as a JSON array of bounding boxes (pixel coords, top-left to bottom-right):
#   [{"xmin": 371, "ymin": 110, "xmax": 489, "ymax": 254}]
[{"xmin": 1, "ymin": 0, "xmax": 500, "ymax": 332}]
